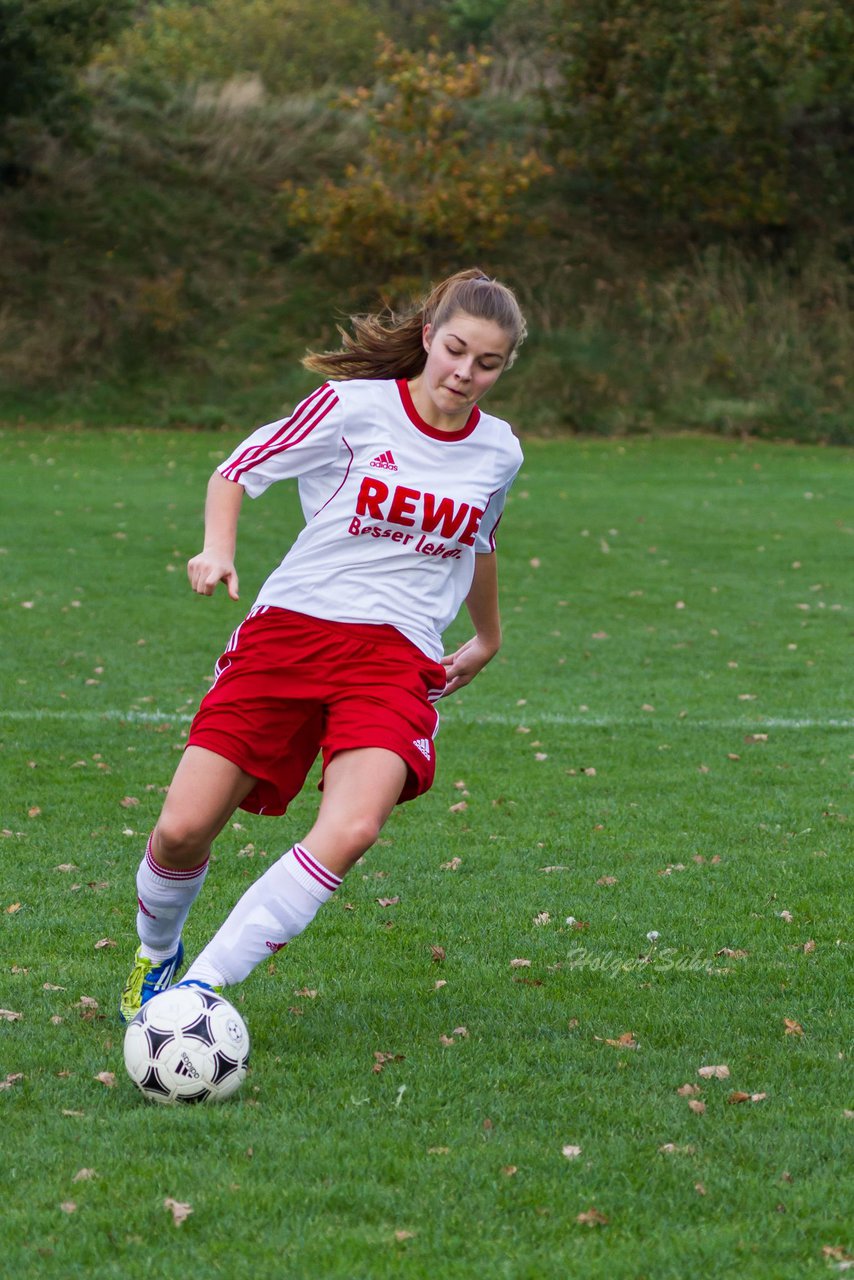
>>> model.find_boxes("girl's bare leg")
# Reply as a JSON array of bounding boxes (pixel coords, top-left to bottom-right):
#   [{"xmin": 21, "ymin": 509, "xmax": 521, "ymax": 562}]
[
  {"xmin": 152, "ymin": 745, "xmax": 259, "ymax": 869},
  {"xmin": 182, "ymin": 747, "xmax": 408, "ymax": 988}
]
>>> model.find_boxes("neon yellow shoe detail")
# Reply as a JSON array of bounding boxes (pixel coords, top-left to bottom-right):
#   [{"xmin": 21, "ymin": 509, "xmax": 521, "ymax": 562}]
[{"xmin": 119, "ymin": 941, "xmax": 184, "ymax": 1023}]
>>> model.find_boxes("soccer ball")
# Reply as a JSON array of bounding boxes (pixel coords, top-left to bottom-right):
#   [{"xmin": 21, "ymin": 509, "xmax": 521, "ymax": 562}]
[{"xmin": 123, "ymin": 985, "xmax": 250, "ymax": 1104}]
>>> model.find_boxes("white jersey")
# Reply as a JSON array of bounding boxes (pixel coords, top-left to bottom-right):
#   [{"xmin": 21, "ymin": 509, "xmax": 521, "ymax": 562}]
[{"xmin": 218, "ymin": 378, "xmax": 523, "ymax": 661}]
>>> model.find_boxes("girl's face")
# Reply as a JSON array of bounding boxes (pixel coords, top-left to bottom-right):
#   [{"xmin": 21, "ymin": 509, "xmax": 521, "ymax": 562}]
[{"xmin": 412, "ymin": 311, "xmax": 513, "ymax": 430}]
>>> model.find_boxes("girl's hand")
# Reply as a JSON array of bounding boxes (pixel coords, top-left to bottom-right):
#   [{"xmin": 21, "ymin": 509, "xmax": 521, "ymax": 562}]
[
  {"xmin": 440, "ymin": 635, "xmax": 499, "ymax": 697},
  {"xmin": 187, "ymin": 551, "xmax": 239, "ymax": 600}
]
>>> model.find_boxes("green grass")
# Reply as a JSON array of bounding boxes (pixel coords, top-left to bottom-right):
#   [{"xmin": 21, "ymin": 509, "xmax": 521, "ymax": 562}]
[{"xmin": 1, "ymin": 429, "xmax": 851, "ymax": 1278}]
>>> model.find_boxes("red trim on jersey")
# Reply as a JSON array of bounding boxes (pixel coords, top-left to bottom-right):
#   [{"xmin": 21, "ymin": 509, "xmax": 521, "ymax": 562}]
[
  {"xmin": 396, "ymin": 379, "xmax": 480, "ymax": 441},
  {"xmin": 221, "ymin": 384, "xmax": 339, "ymax": 483},
  {"xmin": 312, "ymin": 435, "xmax": 354, "ymax": 518}
]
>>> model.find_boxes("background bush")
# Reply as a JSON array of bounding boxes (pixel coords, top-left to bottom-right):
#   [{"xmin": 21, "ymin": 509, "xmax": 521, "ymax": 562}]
[{"xmin": 0, "ymin": 0, "xmax": 851, "ymax": 441}]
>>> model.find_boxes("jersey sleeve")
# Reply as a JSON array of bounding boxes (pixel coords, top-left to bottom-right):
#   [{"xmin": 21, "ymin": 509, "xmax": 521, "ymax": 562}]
[
  {"xmin": 474, "ymin": 441, "xmax": 524, "ymax": 553},
  {"xmin": 217, "ymin": 384, "xmax": 342, "ymax": 498}
]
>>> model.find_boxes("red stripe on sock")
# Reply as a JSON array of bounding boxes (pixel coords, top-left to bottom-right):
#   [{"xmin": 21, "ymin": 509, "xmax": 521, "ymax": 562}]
[
  {"xmin": 292, "ymin": 844, "xmax": 341, "ymax": 892},
  {"xmin": 146, "ymin": 840, "xmax": 209, "ymax": 882}
]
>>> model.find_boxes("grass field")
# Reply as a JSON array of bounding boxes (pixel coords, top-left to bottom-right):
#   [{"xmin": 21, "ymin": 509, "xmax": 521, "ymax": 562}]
[{"xmin": 1, "ymin": 427, "xmax": 851, "ymax": 1279}]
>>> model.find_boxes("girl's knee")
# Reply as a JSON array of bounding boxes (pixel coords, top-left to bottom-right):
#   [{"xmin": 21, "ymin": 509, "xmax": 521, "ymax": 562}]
[{"xmin": 153, "ymin": 814, "xmax": 212, "ymax": 868}]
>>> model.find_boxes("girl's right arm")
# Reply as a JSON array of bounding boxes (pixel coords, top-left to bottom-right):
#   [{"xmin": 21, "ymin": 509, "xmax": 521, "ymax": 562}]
[{"xmin": 187, "ymin": 471, "xmax": 245, "ymax": 600}]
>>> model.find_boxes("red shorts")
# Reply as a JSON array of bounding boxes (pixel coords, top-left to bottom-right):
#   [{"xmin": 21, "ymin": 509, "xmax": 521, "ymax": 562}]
[{"xmin": 186, "ymin": 606, "xmax": 447, "ymax": 816}]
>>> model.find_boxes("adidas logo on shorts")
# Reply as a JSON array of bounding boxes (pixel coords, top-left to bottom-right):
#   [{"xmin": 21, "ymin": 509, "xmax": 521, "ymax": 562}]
[
  {"xmin": 413, "ymin": 737, "xmax": 432, "ymax": 760},
  {"xmin": 370, "ymin": 450, "xmax": 398, "ymax": 471}
]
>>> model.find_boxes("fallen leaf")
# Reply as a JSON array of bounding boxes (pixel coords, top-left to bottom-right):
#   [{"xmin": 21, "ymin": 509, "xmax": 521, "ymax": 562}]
[
  {"xmin": 778, "ymin": 910, "xmax": 794, "ymax": 923},
  {"xmin": 695, "ymin": 1183, "xmax": 707, "ymax": 1196},
  {"xmin": 72, "ymin": 1169, "xmax": 97, "ymax": 1183},
  {"xmin": 576, "ymin": 1207, "xmax": 608, "ymax": 1227},
  {"xmin": 448, "ymin": 801, "xmax": 468, "ymax": 813},
  {"xmin": 509, "ymin": 958, "xmax": 531, "ymax": 968},
  {"xmin": 715, "ymin": 948, "xmax": 749, "ymax": 959},
  {"xmin": 60, "ymin": 1201, "xmax": 77, "ymax": 1214},
  {"xmin": 0, "ymin": 1073, "xmax": 24, "ymax": 1090},
  {"xmin": 5, "ymin": 903, "xmax": 21, "ymax": 914},
  {"xmin": 451, "ymin": 1026, "xmax": 469, "ymax": 1038},
  {"xmin": 562, "ymin": 1144, "xmax": 582, "ymax": 1160},
  {"xmin": 533, "ymin": 911, "xmax": 551, "ymax": 926},
  {"xmin": 394, "ymin": 1230, "xmax": 415, "ymax": 1243},
  {"xmin": 43, "ymin": 982, "xmax": 65, "ymax": 991},
  {"xmin": 434, "ymin": 979, "xmax": 447, "ymax": 990},
  {"xmin": 430, "ymin": 945, "xmax": 446, "ymax": 963},
  {"xmin": 698, "ymin": 1064, "xmax": 730, "ymax": 1080},
  {"xmin": 164, "ymin": 1198, "xmax": 193, "ymax": 1226},
  {"xmin": 676, "ymin": 1084, "xmax": 702, "ymax": 1097},
  {"xmin": 94, "ymin": 938, "xmax": 116, "ymax": 950},
  {"xmin": 802, "ymin": 939, "xmax": 816, "ymax": 954},
  {"xmin": 62, "ymin": 1109, "xmax": 85, "ymax": 1117},
  {"xmin": 596, "ymin": 1031, "xmax": 638, "ymax": 1049},
  {"xmin": 659, "ymin": 1143, "xmax": 696, "ymax": 1155},
  {"xmin": 501, "ymin": 1165, "xmax": 518, "ymax": 1177},
  {"xmin": 687, "ymin": 1099, "xmax": 706, "ymax": 1115},
  {"xmin": 439, "ymin": 1035, "xmax": 456, "ymax": 1047},
  {"xmin": 293, "ymin": 988, "xmax": 317, "ymax": 999},
  {"xmin": 0, "ymin": 1009, "xmax": 23, "ymax": 1022},
  {"xmin": 55, "ymin": 864, "xmax": 77, "ymax": 872},
  {"xmin": 376, "ymin": 897, "xmax": 399, "ymax": 907},
  {"xmin": 427, "ymin": 1147, "xmax": 450, "ymax": 1155},
  {"xmin": 120, "ymin": 796, "xmax": 139, "ymax": 808},
  {"xmin": 440, "ymin": 857, "xmax": 462, "ymax": 871},
  {"xmin": 94, "ymin": 1072, "xmax": 117, "ymax": 1087},
  {"xmin": 784, "ymin": 1018, "xmax": 804, "ymax": 1036},
  {"xmin": 596, "ymin": 875, "xmax": 617, "ymax": 886},
  {"xmin": 76, "ymin": 996, "xmax": 99, "ymax": 1009}
]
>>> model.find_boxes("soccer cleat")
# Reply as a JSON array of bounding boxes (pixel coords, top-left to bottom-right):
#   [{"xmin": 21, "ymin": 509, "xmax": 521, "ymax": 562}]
[
  {"xmin": 175, "ymin": 978, "xmax": 223, "ymax": 995},
  {"xmin": 119, "ymin": 940, "xmax": 185, "ymax": 1023}
]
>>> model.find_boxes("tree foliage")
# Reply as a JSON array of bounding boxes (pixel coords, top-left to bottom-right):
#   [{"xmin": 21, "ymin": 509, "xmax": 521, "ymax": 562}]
[
  {"xmin": 285, "ymin": 38, "xmax": 551, "ymax": 279},
  {"xmin": 0, "ymin": 0, "xmax": 132, "ymax": 145},
  {"xmin": 546, "ymin": 0, "xmax": 854, "ymax": 239}
]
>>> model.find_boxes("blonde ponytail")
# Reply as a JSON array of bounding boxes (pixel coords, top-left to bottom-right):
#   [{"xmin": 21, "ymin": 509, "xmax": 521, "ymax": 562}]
[{"xmin": 303, "ymin": 269, "xmax": 526, "ymax": 381}]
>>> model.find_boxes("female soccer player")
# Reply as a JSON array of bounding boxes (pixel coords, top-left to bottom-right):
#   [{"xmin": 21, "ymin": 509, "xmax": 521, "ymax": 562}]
[{"xmin": 120, "ymin": 268, "xmax": 526, "ymax": 1021}]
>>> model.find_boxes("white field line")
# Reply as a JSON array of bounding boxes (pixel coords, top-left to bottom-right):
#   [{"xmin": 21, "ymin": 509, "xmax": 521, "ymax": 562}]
[{"xmin": 0, "ymin": 709, "xmax": 851, "ymax": 730}]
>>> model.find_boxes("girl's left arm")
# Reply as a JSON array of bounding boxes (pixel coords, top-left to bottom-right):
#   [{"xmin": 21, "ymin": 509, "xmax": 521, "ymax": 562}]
[{"xmin": 441, "ymin": 551, "xmax": 503, "ymax": 697}]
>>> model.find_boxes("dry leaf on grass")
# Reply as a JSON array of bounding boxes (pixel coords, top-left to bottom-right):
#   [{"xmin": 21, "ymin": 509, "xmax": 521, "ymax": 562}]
[
  {"xmin": 687, "ymin": 1099, "xmax": 706, "ymax": 1115},
  {"xmin": 509, "ymin": 958, "xmax": 531, "ymax": 968},
  {"xmin": 562, "ymin": 1145, "xmax": 582, "ymax": 1160},
  {"xmin": 394, "ymin": 1230, "xmax": 416, "ymax": 1243},
  {"xmin": 501, "ymin": 1165, "xmax": 518, "ymax": 1177},
  {"xmin": 94, "ymin": 938, "xmax": 116, "ymax": 950},
  {"xmin": 698, "ymin": 1064, "xmax": 730, "ymax": 1079},
  {"xmin": 1, "ymin": 1073, "xmax": 24, "ymax": 1090},
  {"xmin": 0, "ymin": 1010, "xmax": 22, "ymax": 1022},
  {"xmin": 576, "ymin": 1207, "xmax": 608, "ymax": 1227},
  {"xmin": 72, "ymin": 1169, "xmax": 97, "ymax": 1182},
  {"xmin": 728, "ymin": 1091, "xmax": 767, "ymax": 1104},
  {"xmin": 659, "ymin": 1144, "xmax": 695, "ymax": 1155},
  {"xmin": 595, "ymin": 1031, "xmax": 638, "ymax": 1049},
  {"xmin": 676, "ymin": 1084, "xmax": 702, "ymax": 1097},
  {"xmin": 784, "ymin": 1018, "xmax": 804, "ymax": 1036},
  {"xmin": 164, "ymin": 1198, "xmax": 193, "ymax": 1226},
  {"xmin": 59, "ymin": 1201, "xmax": 77, "ymax": 1214},
  {"xmin": 430, "ymin": 945, "xmax": 446, "ymax": 963},
  {"xmin": 375, "ymin": 897, "xmax": 400, "ymax": 907},
  {"xmin": 94, "ymin": 1072, "xmax": 117, "ymax": 1087}
]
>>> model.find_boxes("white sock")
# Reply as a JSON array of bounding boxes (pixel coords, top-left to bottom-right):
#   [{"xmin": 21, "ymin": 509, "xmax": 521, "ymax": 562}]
[
  {"xmin": 135, "ymin": 836, "xmax": 209, "ymax": 960},
  {"xmin": 183, "ymin": 844, "xmax": 342, "ymax": 988}
]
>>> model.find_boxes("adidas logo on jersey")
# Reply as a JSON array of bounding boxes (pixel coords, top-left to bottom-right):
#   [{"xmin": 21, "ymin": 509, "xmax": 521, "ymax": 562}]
[
  {"xmin": 369, "ymin": 450, "xmax": 398, "ymax": 471},
  {"xmin": 413, "ymin": 737, "xmax": 432, "ymax": 760}
]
